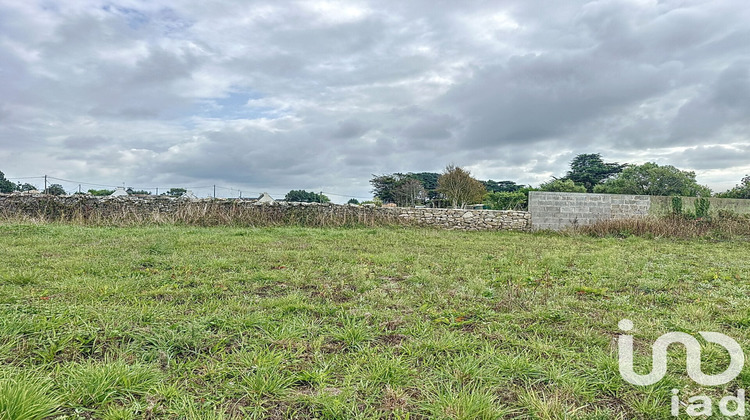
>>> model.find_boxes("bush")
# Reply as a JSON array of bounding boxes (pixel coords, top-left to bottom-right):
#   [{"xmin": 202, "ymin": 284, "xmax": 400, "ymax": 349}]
[
  {"xmin": 88, "ymin": 189, "xmax": 114, "ymax": 196},
  {"xmin": 483, "ymin": 191, "xmax": 528, "ymax": 210},
  {"xmin": 539, "ymin": 179, "xmax": 586, "ymax": 193}
]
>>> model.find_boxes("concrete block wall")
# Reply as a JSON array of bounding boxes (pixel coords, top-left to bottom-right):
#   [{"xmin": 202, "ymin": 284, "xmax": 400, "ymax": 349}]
[{"xmin": 529, "ymin": 191, "xmax": 650, "ymax": 230}]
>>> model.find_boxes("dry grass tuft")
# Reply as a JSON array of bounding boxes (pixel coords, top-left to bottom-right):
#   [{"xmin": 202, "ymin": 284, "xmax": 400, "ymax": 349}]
[
  {"xmin": 0, "ymin": 202, "xmax": 404, "ymax": 228},
  {"xmin": 568, "ymin": 213, "xmax": 750, "ymax": 239}
]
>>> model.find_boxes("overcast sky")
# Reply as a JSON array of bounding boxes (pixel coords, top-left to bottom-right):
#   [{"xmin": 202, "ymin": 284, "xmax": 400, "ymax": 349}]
[{"xmin": 1, "ymin": 0, "xmax": 749, "ymax": 200}]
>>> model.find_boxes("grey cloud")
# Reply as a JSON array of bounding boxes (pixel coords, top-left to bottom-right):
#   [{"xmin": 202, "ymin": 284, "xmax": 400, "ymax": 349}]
[
  {"xmin": 675, "ymin": 145, "xmax": 750, "ymax": 171},
  {"xmin": 331, "ymin": 119, "xmax": 371, "ymax": 139},
  {"xmin": 62, "ymin": 136, "xmax": 109, "ymax": 149},
  {"xmin": 2, "ymin": 0, "xmax": 750, "ymax": 199},
  {"xmin": 670, "ymin": 61, "xmax": 750, "ymax": 141}
]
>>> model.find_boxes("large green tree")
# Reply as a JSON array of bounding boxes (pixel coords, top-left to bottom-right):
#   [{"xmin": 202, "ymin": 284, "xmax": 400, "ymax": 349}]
[
  {"xmin": 482, "ymin": 180, "xmax": 524, "ymax": 193},
  {"xmin": 393, "ymin": 178, "xmax": 427, "ymax": 207},
  {"xmin": 16, "ymin": 183, "xmax": 37, "ymax": 192},
  {"xmin": 45, "ymin": 184, "xmax": 66, "ymax": 196},
  {"xmin": 370, "ymin": 174, "xmax": 402, "ymax": 204},
  {"xmin": 166, "ymin": 188, "xmax": 187, "ymax": 197},
  {"xmin": 437, "ymin": 165, "xmax": 487, "ymax": 208},
  {"xmin": 371, "ymin": 172, "xmax": 440, "ymax": 204},
  {"xmin": 716, "ymin": 175, "xmax": 750, "ymax": 199},
  {"xmin": 285, "ymin": 190, "xmax": 330, "ymax": 203},
  {"xmin": 562, "ymin": 153, "xmax": 626, "ymax": 192},
  {"xmin": 0, "ymin": 171, "xmax": 14, "ymax": 193},
  {"xmin": 594, "ymin": 162, "xmax": 711, "ymax": 196},
  {"xmin": 406, "ymin": 172, "xmax": 441, "ymax": 200}
]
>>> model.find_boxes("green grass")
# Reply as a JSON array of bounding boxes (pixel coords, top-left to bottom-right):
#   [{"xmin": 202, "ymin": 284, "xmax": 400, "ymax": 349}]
[{"xmin": 1, "ymin": 224, "xmax": 750, "ymax": 418}]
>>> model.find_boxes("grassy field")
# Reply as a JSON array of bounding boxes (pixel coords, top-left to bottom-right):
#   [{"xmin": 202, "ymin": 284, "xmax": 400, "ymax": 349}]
[{"xmin": 1, "ymin": 224, "xmax": 750, "ymax": 419}]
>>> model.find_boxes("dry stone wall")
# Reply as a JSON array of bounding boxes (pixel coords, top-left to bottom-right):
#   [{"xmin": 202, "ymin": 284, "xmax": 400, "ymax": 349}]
[
  {"xmin": 393, "ymin": 207, "xmax": 530, "ymax": 230},
  {"xmin": 0, "ymin": 194, "xmax": 531, "ymax": 231}
]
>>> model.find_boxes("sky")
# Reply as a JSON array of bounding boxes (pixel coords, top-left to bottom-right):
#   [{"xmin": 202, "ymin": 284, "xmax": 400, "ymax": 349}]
[{"xmin": 1, "ymin": 0, "xmax": 749, "ymax": 201}]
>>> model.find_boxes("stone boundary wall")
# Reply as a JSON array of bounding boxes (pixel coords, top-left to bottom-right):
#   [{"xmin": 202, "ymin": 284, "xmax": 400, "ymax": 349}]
[
  {"xmin": 529, "ymin": 191, "xmax": 650, "ymax": 230},
  {"xmin": 529, "ymin": 191, "xmax": 750, "ymax": 230},
  {"xmin": 0, "ymin": 194, "xmax": 531, "ymax": 231},
  {"xmin": 393, "ymin": 207, "xmax": 530, "ymax": 231}
]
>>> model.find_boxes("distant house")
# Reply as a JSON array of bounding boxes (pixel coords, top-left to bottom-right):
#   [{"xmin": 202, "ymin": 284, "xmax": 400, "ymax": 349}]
[
  {"xmin": 180, "ymin": 190, "xmax": 199, "ymax": 200},
  {"xmin": 256, "ymin": 192, "xmax": 275, "ymax": 203},
  {"xmin": 109, "ymin": 187, "xmax": 128, "ymax": 197}
]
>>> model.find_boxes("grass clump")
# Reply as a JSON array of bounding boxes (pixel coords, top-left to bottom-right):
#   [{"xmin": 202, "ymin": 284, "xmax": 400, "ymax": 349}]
[
  {"xmin": 61, "ymin": 359, "xmax": 159, "ymax": 408},
  {"xmin": 0, "ymin": 371, "xmax": 60, "ymax": 420}
]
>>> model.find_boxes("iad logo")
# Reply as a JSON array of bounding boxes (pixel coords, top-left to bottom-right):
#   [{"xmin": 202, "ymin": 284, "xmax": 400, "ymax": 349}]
[{"xmin": 618, "ymin": 319, "xmax": 746, "ymax": 417}]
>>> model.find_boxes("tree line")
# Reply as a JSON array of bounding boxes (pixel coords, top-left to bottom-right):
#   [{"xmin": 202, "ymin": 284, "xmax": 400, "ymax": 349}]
[
  {"xmin": 0, "ymin": 175, "xmax": 194, "ymax": 197},
  {"xmin": 369, "ymin": 154, "xmax": 750, "ymax": 210}
]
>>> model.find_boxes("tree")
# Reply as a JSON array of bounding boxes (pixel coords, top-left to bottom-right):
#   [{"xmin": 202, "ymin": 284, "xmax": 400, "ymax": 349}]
[
  {"xmin": 407, "ymin": 172, "xmax": 441, "ymax": 200},
  {"xmin": 88, "ymin": 189, "xmax": 114, "ymax": 196},
  {"xmin": 45, "ymin": 184, "xmax": 66, "ymax": 196},
  {"xmin": 539, "ymin": 179, "xmax": 587, "ymax": 193},
  {"xmin": 0, "ymin": 171, "xmax": 14, "ymax": 193},
  {"xmin": 482, "ymin": 180, "xmax": 524, "ymax": 193},
  {"xmin": 394, "ymin": 178, "xmax": 427, "ymax": 207},
  {"xmin": 285, "ymin": 190, "xmax": 330, "ymax": 203},
  {"xmin": 437, "ymin": 164, "xmax": 487, "ymax": 208},
  {"xmin": 716, "ymin": 175, "xmax": 750, "ymax": 199},
  {"xmin": 562, "ymin": 153, "xmax": 626, "ymax": 192},
  {"xmin": 594, "ymin": 162, "xmax": 711, "ymax": 196},
  {"xmin": 166, "ymin": 188, "xmax": 187, "ymax": 197},
  {"xmin": 16, "ymin": 183, "xmax": 37, "ymax": 192},
  {"xmin": 127, "ymin": 188, "xmax": 151, "ymax": 195},
  {"xmin": 347, "ymin": 198, "xmax": 360, "ymax": 205},
  {"xmin": 370, "ymin": 174, "xmax": 402, "ymax": 204}
]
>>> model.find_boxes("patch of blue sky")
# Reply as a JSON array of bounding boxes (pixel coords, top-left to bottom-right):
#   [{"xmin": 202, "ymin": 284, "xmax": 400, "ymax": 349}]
[
  {"xmin": 197, "ymin": 92, "xmax": 281, "ymax": 119},
  {"xmin": 179, "ymin": 92, "xmax": 284, "ymax": 129},
  {"xmin": 154, "ymin": 8, "xmax": 193, "ymax": 36},
  {"xmin": 102, "ymin": 4, "xmax": 149, "ymax": 30}
]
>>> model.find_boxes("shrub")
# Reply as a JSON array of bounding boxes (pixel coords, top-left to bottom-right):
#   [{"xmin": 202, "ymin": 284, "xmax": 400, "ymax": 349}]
[
  {"xmin": 695, "ymin": 197, "xmax": 711, "ymax": 219},
  {"xmin": 670, "ymin": 196, "xmax": 682, "ymax": 215},
  {"xmin": 483, "ymin": 191, "xmax": 528, "ymax": 210}
]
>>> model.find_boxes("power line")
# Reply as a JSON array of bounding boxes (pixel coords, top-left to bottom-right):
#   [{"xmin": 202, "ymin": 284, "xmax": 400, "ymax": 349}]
[
  {"xmin": 4, "ymin": 174, "xmax": 373, "ymax": 200},
  {"xmin": 321, "ymin": 191, "xmax": 372, "ymax": 199}
]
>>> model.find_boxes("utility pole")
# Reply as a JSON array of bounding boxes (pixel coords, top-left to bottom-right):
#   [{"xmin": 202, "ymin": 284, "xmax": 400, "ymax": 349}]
[
  {"xmin": 44, "ymin": 175, "xmax": 47, "ymax": 193},
  {"xmin": 213, "ymin": 185, "xmax": 216, "ymax": 199},
  {"xmin": 78, "ymin": 184, "xmax": 81, "ymax": 194},
  {"xmin": 156, "ymin": 187, "xmax": 158, "ymax": 196}
]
